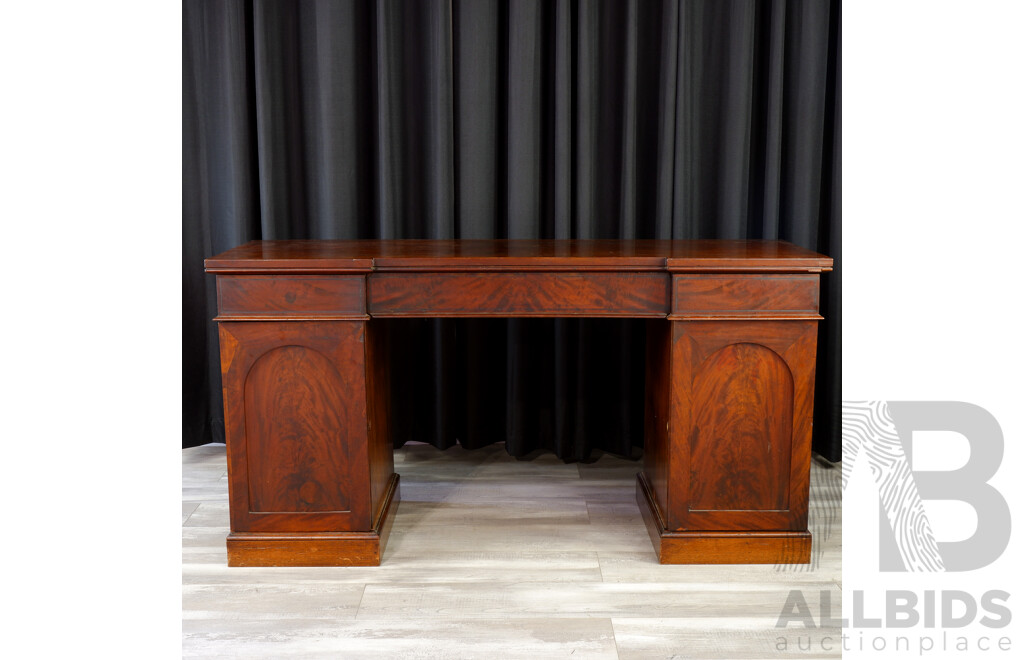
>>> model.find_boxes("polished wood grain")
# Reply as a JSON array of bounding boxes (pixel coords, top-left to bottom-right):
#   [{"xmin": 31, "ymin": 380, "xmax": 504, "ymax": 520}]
[
  {"xmin": 365, "ymin": 320, "xmax": 395, "ymax": 528},
  {"xmin": 204, "ymin": 239, "xmax": 833, "ymax": 273},
  {"xmin": 369, "ymin": 272, "xmax": 669, "ymax": 317},
  {"xmin": 219, "ymin": 321, "xmax": 374, "ymax": 533},
  {"xmin": 642, "ymin": 320, "xmax": 671, "ymax": 521},
  {"xmin": 671, "ymin": 274, "xmax": 819, "ymax": 317},
  {"xmin": 227, "ymin": 533, "xmax": 382, "ymax": 568},
  {"xmin": 205, "ymin": 239, "xmax": 833, "ymax": 566},
  {"xmin": 666, "ymin": 321, "xmax": 818, "ymax": 534},
  {"xmin": 688, "ymin": 342, "xmax": 793, "ymax": 512},
  {"xmin": 244, "ymin": 345, "xmax": 353, "ymax": 513},
  {"xmin": 217, "ymin": 275, "xmax": 366, "ymax": 319}
]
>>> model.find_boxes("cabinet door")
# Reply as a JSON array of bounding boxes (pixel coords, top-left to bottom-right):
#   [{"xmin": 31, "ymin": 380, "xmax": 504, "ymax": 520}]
[
  {"xmin": 219, "ymin": 321, "xmax": 372, "ymax": 533},
  {"xmin": 668, "ymin": 320, "xmax": 818, "ymax": 532}
]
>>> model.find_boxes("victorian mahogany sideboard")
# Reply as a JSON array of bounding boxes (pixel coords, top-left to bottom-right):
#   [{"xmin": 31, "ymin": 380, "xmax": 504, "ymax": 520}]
[{"xmin": 204, "ymin": 240, "xmax": 833, "ymax": 566}]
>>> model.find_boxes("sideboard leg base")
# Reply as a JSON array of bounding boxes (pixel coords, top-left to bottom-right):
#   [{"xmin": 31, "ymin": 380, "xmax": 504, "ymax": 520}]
[
  {"xmin": 226, "ymin": 475, "xmax": 400, "ymax": 567},
  {"xmin": 636, "ymin": 474, "xmax": 810, "ymax": 564}
]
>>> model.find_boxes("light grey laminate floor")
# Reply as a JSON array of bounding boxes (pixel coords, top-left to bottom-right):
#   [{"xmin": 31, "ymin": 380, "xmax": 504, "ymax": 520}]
[{"xmin": 183, "ymin": 442, "xmax": 842, "ymax": 659}]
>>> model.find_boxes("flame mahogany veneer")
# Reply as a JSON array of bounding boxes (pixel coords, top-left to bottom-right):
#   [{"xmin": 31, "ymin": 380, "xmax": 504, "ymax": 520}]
[{"xmin": 206, "ymin": 239, "xmax": 833, "ymax": 566}]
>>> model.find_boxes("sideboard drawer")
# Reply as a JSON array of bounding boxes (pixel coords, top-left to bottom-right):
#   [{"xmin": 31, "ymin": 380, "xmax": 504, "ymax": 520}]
[
  {"xmin": 369, "ymin": 272, "xmax": 670, "ymax": 317},
  {"xmin": 217, "ymin": 276, "xmax": 366, "ymax": 319},
  {"xmin": 671, "ymin": 274, "xmax": 819, "ymax": 318}
]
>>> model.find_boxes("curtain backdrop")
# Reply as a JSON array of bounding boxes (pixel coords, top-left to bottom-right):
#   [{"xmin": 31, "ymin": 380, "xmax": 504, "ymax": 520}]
[{"xmin": 184, "ymin": 0, "xmax": 842, "ymax": 461}]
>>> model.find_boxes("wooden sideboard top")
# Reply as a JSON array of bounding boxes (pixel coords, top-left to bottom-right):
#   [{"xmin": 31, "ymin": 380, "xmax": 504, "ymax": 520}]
[{"xmin": 205, "ymin": 239, "xmax": 833, "ymax": 273}]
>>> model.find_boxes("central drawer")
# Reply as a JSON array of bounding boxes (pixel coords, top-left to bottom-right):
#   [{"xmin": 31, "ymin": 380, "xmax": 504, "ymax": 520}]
[{"xmin": 368, "ymin": 272, "xmax": 670, "ymax": 317}]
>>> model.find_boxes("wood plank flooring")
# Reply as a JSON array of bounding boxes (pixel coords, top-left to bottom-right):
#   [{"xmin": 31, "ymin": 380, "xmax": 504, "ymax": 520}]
[{"xmin": 183, "ymin": 442, "xmax": 842, "ymax": 659}]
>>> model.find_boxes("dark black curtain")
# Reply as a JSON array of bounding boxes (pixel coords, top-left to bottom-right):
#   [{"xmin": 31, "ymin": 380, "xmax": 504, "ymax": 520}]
[{"xmin": 183, "ymin": 0, "xmax": 842, "ymax": 462}]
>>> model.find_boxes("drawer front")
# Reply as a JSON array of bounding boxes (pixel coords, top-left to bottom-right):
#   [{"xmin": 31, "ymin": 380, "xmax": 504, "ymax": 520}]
[
  {"xmin": 368, "ymin": 272, "xmax": 670, "ymax": 317},
  {"xmin": 217, "ymin": 276, "xmax": 366, "ymax": 319},
  {"xmin": 671, "ymin": 274, "xmax": 819, "ymax": 318}
]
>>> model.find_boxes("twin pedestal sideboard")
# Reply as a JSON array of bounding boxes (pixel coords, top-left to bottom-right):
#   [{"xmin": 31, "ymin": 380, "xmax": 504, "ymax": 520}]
[{"xmin": 204, "ymin": 239, "xmax": 833, "ymax": 567}]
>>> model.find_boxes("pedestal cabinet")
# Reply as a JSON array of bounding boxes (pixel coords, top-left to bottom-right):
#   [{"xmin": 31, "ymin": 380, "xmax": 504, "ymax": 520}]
[{"xmin": 205, "ymin": 240, "xmax": 832, "ymax": 566}]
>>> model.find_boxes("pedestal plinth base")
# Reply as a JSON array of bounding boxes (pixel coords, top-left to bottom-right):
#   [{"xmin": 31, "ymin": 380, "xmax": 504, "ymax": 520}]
[
  {"xmin": 636, "ymin": 473, "xmax": 810, "ymax": 564},
  {"xmin": 226, "ymin": 475, "xmax": 400, "ymax": 567}
]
